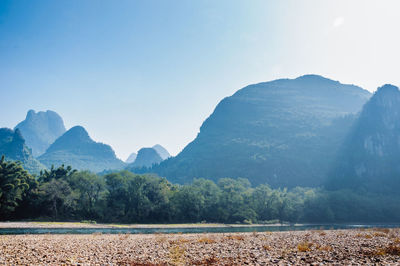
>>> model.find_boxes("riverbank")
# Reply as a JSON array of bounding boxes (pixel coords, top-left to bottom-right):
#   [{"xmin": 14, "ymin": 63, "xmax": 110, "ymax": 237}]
[
  {"xmin": 0, "ymin": 221, "xmax": 291, "ymax": 229},
  {"xmin": 0, "ymin": 228, "xmax": 399, "ymax": 264}
]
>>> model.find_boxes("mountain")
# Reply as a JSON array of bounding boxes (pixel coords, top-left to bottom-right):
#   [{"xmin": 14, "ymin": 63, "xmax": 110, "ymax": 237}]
[
  {"xmin": 327, "ymin": 84, "xmax": 400, "ymax": 193},
  {"xmin": 125, "ymin": 152, "xmax": 137, "ymax": 164},
  {"xmin": 15, "ymin": 110, "xmax": 66, "ymax": 157},
  {"xmin": 38, "ymin": 126, "xmax": 125, "ymax": 172},
  {"xmin": 0, "ymin": 128, "xmax": 45, "ymax": 173},
  {"xmin": 127, "ymin": 147, "xmax": 163, "ymax": 168},
  {"xmin": 147, "ymin": 75, "xmax": 371, "ymax": 187},
  {"xmin": 152, "ymin": 144, "xmax": 170, "ymax": 160}
]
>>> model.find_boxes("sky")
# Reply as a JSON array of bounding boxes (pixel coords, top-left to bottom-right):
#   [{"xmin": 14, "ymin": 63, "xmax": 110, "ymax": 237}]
[{"xmin": 1, "ymin": 0, "xmax": 400, "ymax": 160}]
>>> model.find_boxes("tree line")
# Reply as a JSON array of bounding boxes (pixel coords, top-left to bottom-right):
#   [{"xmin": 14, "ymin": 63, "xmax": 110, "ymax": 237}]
[{"xmin": 1, "ymin": 156, "xmax": 400, "ymax": 223}]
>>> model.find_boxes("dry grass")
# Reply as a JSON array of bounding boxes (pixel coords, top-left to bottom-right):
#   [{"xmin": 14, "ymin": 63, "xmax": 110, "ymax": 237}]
[
  {"xmin": 373, "ymin": 232, "xmax": 387, "ymax": 237},
  {"xmin": 262, "ymin": 245, "xmax": 271, "ymax": 251},
  {"xmin": 356, "ymin": 233, "xmax": 373, "ymax": 239},
  {"xmin": 169, "ymin": 245, "xmax": 186, "ymax": 265},
  {"xmin": 318, "ymin": 245, "xmax": 333, "ymax": 252},
  {"xmin": 372, "ymin": 228, "xmax": 390, "ymax": 234},
  {"xmin": 384, "ymin": 244, "xmax": 400, "ymax": 255},
  {"xmin": 297, "ymin": 242, "xmax": 313, "ymax": 252},
  {"xmin": 118, "ymin": 233, "xmax": 130, "ymax": 240},
  {"xmin": 169, "ymin": 238, "xmax": 190, "ymax": 245},
  {"xmin": 197, "ymin": 237, "xmax": 216, "ymax": 244},
  {"xmin": 225, "ymin": 235, "xmax": 245, "ymax": 241}
]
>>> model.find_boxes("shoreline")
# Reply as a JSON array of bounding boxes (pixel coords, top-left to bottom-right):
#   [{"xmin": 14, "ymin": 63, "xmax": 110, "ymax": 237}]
[{"xmin": 0, "ymin": 221, "xmax": 299, "ymax": 229}]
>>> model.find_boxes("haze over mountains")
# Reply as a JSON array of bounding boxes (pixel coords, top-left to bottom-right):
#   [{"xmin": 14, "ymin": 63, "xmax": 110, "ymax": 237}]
[
  {"xmin": 38, "ymin": 126, "xmax": 126, "ymax": 173},
  {"xmin": 2, "ymin": 74, "xmax": 400, "ymax": 194},
  {"xmin": 0, "ymin": 109, "xmax": 172, "ymax": 173},
  {"xmin": 15, "ymin": 110, "xmax": 66, "ymax": 157},
  {"xmin": 147, "ymin": 75, "xmax": 371, "ymax": 187},
  {"xmin": 327, "ymin": 84, "xmax": 400, "ymax": 193}
]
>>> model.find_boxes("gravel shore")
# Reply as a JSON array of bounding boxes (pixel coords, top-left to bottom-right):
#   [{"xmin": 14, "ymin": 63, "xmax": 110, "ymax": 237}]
[{"xmin": 0, "ymin": 229, "xmax": 399, "ymax": 265}]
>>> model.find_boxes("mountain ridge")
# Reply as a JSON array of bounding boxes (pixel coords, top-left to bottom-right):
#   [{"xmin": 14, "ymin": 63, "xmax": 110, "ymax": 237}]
[
  {"xmin": 143, "ymin": 75, "xmax": 371, "ymax": 187},
  {"xmin": 38, "ymin": 126, "xmax": 125, "ymax": 172},
  {"xmin": 327, "ymin": 84, "xmax": 400, "ymax": 192},
  {"xmin": 15, "ymin": 110, "xmax": 66, "ymax": 157}
]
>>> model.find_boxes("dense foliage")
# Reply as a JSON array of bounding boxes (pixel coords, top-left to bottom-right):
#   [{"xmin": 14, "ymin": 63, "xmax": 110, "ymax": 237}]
[
  {"xmin": 1, "ymin": 160, "xmax": 400, "ymax": 223},
  {"xmin": 0, "ymin": 128, "xmax": 44, "ymax": 174}
]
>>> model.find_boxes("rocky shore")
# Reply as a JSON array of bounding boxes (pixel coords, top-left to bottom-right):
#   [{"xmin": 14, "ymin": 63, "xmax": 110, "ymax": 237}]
[{"xmin": 0, "ymin": 228, "xmax": 399, "ymax": 265}]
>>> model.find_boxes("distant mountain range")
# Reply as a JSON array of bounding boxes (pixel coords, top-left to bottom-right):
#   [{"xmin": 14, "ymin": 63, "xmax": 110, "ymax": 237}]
[
  {"xmin": 15, "ymin": 110, "xmax": 66, "ymax": 157},
  {"xmin": 38, "ymin": 126, "xmax": 126, "ymax": 173},
  {"xmin": 152, "ymin": 144, "xmax": 171, "ymax": 160},
  {"xmin": 127, "ymin": 147, "xmax": 163, "ymax": 169},
  {"xmin": 126, "ymin": 144, "xmax": 170, "ymax": 167},
  {"xmin": 145, "ymin": 75, "xmax": 371, "ymax": 187},
  {"xmin": 5, "ymin": 110, "xmax": 172, "ymax": 173},
  {"xmin": 3, "ymin": 74, "xmax": 400, "ymax": 194},
  {"xmin": 125, "ymin": 152, "xmax": 137, "ymax": 164}
]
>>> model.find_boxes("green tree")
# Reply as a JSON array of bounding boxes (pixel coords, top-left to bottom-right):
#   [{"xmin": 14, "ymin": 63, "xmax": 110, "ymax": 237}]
[
  {"xmin": 68, "ymin": 171, "xmax": 106, "ymax": 220},
  {"xmin": 39, "ymin": 178, "xmax": 75, "ymax": 220},
  {"xmin": 0, "ymin": 155, "xmax": 32, "ymax": 219}
]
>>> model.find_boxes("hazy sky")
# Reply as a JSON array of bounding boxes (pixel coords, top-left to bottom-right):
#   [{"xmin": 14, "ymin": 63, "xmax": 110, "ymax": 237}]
[{"xmin": 1, "ymin": 0, "xmax": 399, "ymax": 160}]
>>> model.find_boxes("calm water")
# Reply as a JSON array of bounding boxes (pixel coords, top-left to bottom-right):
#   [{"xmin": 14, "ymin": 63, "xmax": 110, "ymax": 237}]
[{"xmin": 0, "ymin": 224, "xmax": 399, "ymax": 235}]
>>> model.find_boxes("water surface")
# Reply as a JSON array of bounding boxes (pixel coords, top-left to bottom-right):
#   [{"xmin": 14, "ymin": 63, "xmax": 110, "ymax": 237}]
[{"xmin": 0, "ymin": 224, "xmax": 399, "ymax": 235}]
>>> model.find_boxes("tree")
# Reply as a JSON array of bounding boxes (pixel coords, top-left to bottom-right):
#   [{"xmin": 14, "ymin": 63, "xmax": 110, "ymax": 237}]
[
  {"xmin": 0, "ymin": 156, "xmax": 32, "ymax": 219},
  {"xmin": 39, "ymin": 164, "xmax": 76, "ymax": 183},
  {"xmin": 68, "ymin": 171, "xmax": 106, "ymax": 220},
  {"xmin": 39, "ymin": 178, "xmax": 75, "ymax": 220}
]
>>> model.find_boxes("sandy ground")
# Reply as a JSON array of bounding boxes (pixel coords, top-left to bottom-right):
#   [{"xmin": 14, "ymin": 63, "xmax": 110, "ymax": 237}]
[{"xmin": 0, "ymin": 229, "xmax": 400, "ymax": 265}]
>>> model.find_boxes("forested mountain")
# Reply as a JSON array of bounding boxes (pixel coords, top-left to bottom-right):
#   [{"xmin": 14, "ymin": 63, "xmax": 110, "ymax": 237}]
[
  {"xmin": 152, "ymin": 144, "xmax": 170, "ymax": 160},
  {"xmin": 15, "ymin": 110, "xmax": 66, "ymax": 157},
  {"xmin": 38, "ymin": 126, "xmax": 125, "ymax": 172},
  {"xmin": 0, "ymin": 128, "xmax": 45, "ymax": 173},
  {"xmin": 327, "ymin": 84, "xmax": 400, "ymax": 193},
  {"xmin": 128, "ymin": 147, "xmax": 163, "ymax": 168},
  {"xmin": 147, "ymin": 75, "xmax": 371, "ymax": 187}
]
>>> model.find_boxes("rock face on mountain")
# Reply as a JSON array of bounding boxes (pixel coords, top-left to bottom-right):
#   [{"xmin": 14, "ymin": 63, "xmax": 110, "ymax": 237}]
[
  {"xmin": 0, "ymin": 128, "xmax": 45, "ymax": 173},
  {"xmin": 128, "ymin": 148, "xmax": 163, "ymax": 168},
  {"xmin": 38, "ymin": 126, "xmax": 125, "ymax": 172},
  {"xmin": 152, "ymin": 144, "xmax": 170, "ymax": 160},
  {"xmin": 125, "ymin": 152, "xmax": 137, "ymax": 164},
  {"xmin": 15, "ymin": 110, "xmax": 66, "ymax": 157},
  {"xmin": 148, "ymin": 75, "xmax": 371, "ymax": 187},
  {"xmin": 327, "ymin": 84, "xmax": 400, "ymax": 193}
]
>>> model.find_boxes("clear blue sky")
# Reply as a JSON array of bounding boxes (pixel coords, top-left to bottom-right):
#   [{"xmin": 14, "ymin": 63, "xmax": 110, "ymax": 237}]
[{"xmin": 1, "ymin": 0, "xmax": 399, "ymax": 159}]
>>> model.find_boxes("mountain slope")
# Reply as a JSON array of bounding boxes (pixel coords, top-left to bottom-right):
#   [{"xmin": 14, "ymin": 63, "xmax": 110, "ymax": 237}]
[
  {"xmin": 15, "ymin": 110, "xmax": 66, "ymax": 157},
  {"xmin": 38, "ymin": 126, "xmax": 125, "ymax": 172},
  {"xmin": 128, "ymin": 148, "xmax": 163, "ymax": 169},
  {"xmin": 0, "ymin": 128, "xmax": 45, "ymax": 173},
  {"xmin": 148, "ymin": 75, "xmax": 371, "ymax": 187},
  {"xmin": 125, "ymin": 152, "xmax": 137, "ymax": 164},
  {"xmin": 152, "ymin": 144, "xmax": 170, "ymax": 160},
  {"xmin": 327, "ymin": 84, "xmax": 400, "ymax": 192}
]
